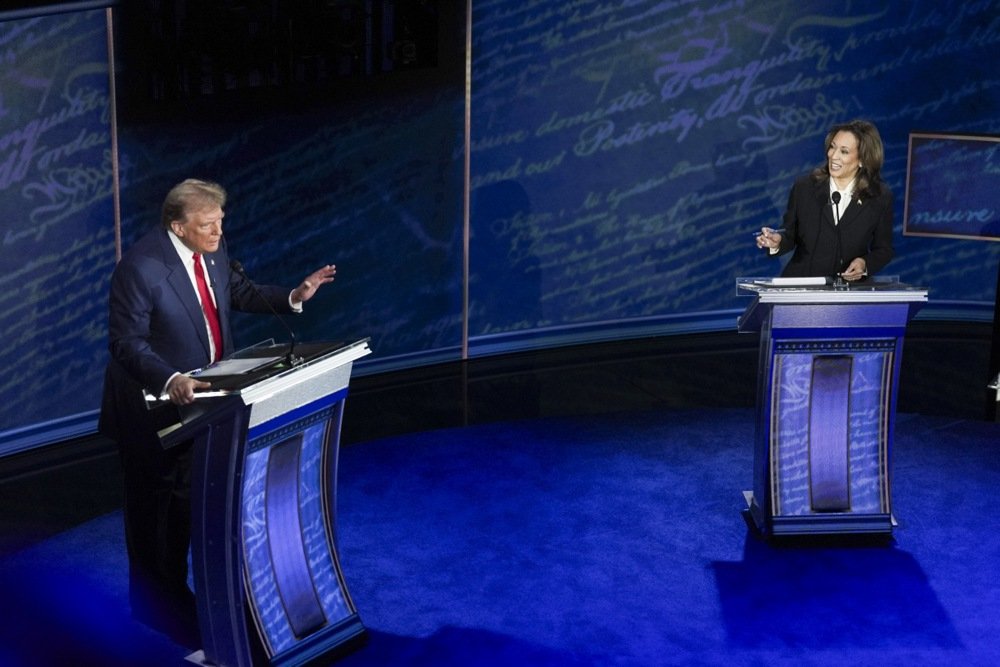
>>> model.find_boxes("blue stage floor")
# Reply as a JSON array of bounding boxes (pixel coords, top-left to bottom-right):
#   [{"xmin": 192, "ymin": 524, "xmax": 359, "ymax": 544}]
[{"xmin": 2, "ymin": 407, "xmax": 998, "ymax": 666}]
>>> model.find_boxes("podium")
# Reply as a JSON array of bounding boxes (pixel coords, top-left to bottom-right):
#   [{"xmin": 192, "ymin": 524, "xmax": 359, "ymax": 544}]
[
  {"xmin": 736, "ymin": 278, "xmax": 927, "ymax": 536},
  {"xmin": 155, "ymin": 339, "xmax": 372, "ymax": 666}
]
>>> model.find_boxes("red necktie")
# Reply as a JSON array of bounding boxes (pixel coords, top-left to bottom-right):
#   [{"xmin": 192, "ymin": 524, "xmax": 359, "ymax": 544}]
[{"xmin": 193, "ymin": 253, "xmax": 223, "ymax": 362}]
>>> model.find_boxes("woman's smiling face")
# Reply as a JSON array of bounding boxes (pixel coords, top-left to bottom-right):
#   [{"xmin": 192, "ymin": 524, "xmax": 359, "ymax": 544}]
[{"xmin": 827, "ymin": 130, "xmax": 860, "ymax": 184}]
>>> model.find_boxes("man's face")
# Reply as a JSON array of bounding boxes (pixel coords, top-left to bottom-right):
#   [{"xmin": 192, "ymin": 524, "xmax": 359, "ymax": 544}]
[{"xmin": 172, "ymin": 204, "xmax": 224, "ymax": 255}]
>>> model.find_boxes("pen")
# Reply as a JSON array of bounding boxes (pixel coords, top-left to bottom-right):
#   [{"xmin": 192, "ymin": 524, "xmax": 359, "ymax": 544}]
[{"xmin": 753, "ymin": 228, "xmax": 787, "ymax": 236}]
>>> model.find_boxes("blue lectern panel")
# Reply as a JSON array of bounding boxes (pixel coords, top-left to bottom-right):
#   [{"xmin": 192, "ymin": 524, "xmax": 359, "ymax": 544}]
[
  {"xmin": 808, "ymin": 356, "xmax": 852, "ymax": 512},
  {"xmin": 771, "ymin": 344, "xmax": 892, "ymax": 517},
  {"xmin": 242, "ymin": 405, "xmax": 352, "ymax": 657},
  {"xmin": 265, "ymin": 435, "xmax": 327, "ymax": 638}
]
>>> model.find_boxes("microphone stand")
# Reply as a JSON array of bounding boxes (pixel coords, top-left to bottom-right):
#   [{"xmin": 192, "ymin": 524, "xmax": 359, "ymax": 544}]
[
  {"xmin": 229, "ymin": 260, "xmax": 303, "ymax": 367},
  {"xmin": 831, "ymin": 191, "xmax": 847, "ymax": 289}
]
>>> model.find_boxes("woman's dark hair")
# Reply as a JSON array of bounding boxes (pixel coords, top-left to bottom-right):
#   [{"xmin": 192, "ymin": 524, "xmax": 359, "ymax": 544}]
[{"xmin": 812, "ymin": 119, "xmax": 884, "ymax": 200}]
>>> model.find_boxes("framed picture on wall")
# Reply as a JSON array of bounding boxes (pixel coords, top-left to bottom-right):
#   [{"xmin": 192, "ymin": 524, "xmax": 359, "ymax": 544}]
[{"xmin": 903, "ymin": 132, "xmax": 1000, "ymax": 242}]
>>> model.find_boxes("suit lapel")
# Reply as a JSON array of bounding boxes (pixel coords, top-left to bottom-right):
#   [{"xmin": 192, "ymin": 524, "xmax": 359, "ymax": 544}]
[
  {"xmin": 156, "ymin": 230, "xmax": 213, "ymax": 359},
  {"xmin": 815, "ymin": 180, "xmax": 836, "ymax": 227},
  {"xmin": 202, "ymin": 253, "xmax": 223, "ymax": 304},
  {"xmin": 204, "ymin": 249, "xmax": 232, "ymax": 354},
  {"xmin": 838, "ymin": 196, "xmax": 863, "ymax": 229}
]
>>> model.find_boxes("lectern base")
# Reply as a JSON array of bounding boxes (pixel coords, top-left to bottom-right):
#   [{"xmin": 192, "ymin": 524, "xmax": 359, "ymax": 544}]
[
  {"xmin": 185, "ymin": 620, "xmax": 367, "ymax": 666},
  {"xmin": 742, "ymin": 491, "xmax": 895, "ymax": 536}
]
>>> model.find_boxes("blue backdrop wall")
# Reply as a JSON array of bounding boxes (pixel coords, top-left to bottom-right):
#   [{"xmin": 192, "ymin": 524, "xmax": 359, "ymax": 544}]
[
  {"xmin": 1, "ymin": 0, "xmax": 999, "ymax": 454},
  {"xmin": 0, "ymin": 6, "xmax": 117, "ymax": 452},
  {"xmin": 468, "ymin": 0, "xmax": 1000, "ymax": 351}
]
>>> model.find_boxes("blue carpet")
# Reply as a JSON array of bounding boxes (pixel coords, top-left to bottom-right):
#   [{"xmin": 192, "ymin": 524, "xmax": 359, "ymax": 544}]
[{"xmin": 1, "ymin": 409, "xmax": 998, "ymax": 666}]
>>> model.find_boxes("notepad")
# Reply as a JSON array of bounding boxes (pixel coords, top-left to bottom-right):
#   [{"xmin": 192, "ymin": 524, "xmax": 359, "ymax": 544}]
[{"xmin": 755, "ymin": 277, "xmax": 828, "ymax": 287}]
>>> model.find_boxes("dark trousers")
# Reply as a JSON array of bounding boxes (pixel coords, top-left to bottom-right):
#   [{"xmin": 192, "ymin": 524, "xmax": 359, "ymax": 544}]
[{"xmin": 119, "ymin": 437, "xmax": 195, "ymax": 622}]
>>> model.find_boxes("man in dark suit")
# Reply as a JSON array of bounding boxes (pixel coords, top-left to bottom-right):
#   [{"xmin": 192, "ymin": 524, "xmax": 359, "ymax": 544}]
[
  {"xmin": 756, "ymin": 119, "xmax": 894, "ymax": 280},
  {"xmin": 99, "ymin": 179, "xmax": 336, "ymax": 645}
]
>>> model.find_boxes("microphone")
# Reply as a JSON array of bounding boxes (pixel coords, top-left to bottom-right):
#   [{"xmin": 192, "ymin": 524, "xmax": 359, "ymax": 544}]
[
  {"xmin": 229, "ymin": 260, "xmax": 303, "ymax": 366},
  {"xmin": 831, "ymin": 191, "xmax": 845, "ymax": 283}
]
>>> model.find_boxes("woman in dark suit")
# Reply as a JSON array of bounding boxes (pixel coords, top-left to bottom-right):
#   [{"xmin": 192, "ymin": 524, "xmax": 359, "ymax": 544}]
[{"xmin": 756, "ymin": 119, "xmax": 894, "ymax": 280}]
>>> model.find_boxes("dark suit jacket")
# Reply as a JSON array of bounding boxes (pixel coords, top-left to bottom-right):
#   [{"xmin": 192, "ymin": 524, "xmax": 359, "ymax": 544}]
[
  {"xmin": 99, "ymin": 226, "xmax": 292, "ymax": 448},
  {"xmin": 773, "ymin": 174, "xmax": 894, "ymax": 277}
]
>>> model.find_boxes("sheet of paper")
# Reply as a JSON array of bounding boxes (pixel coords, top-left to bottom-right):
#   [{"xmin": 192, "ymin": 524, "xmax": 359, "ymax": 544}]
[{"xmin": 755, "ymin": 277, "xmax": 828, "ymax": 287}]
